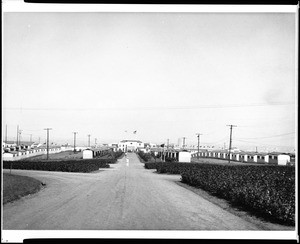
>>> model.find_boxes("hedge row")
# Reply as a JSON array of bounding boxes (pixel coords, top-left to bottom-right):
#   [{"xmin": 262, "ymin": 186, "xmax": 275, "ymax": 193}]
[
  {"xmin": 182, "ymin": 164, "xmax": 295, "ymax": 225},
  {"xmin": 144, "ymin": 162, "xmax": 188, "ymax": 172},
  {"xmin": 3, "ymin": 159, "xmax": 110, "ymax": 173},
  {"xmin": 144, "ymin": 162, "xmax": 295, "ymax": 225},
  {"xmin": 114, "ymin": 150, "xmax": 124, "ymax": 159},
  {"xmin": 96, "ymin": 151, "xmax": 124, "ymax": 162},
  {"xmin": 137, "ymin": 151, "xmax": 153, "ymax": 163},
  {"xmin": 156, "ymin": 162, "xmax": 190, "ymax": 174},
  {"xmin": 144, "ymin": 162, "xmax": 159, "ymax": 169}
]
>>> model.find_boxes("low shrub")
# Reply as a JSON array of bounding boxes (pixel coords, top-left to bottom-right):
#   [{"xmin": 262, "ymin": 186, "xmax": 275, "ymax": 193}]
[
  {"xmin": 144, "ymin": 162, "xmax": 160, "ymax": 169},
  {"xmin": 3, "ymin": 159, "xmax": 110, "ymax": 173},
  {"xmin": 165, "ymin": 156, "xmax": 177, "ymax": 163},
  {"xmin": 144, "ymin": 161, "xmax": 295, "ymax": 225},
  {"xmin": 137, "ymin": 151, "xmax": 153, "ymax": 163},
  {"xmin": 114, "ymin": 150, "xmax": 124, "ymax": 159},
  {"xmin": 180, "ymin": 164, "xmax": 295, "ymax": 226},
  {"xmin": 155, "ymin": 162, "xmax": 189, "ymax": 174}
]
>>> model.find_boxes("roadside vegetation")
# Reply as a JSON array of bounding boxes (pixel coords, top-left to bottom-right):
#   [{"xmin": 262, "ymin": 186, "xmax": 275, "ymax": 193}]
[
  {"xmin": 3, "ymin": 173, "xmax": 43, "ymax": 204},
  {"xmin": 137, "ymin": 151, "xmax": 164, "ymax": 163},
  {"xmin": 97, "ymin": 150, "xmax": 124, "ymax": 161},
  {"xmin": 4, "ymin": 150, "xmax": 125, "ymax": 173},
  {"xmin": 143, "ymin": 161, "xmax": 295, "ymax": 226},
  {"xmin": 3, "ymin": 159, "xmax": 111, "ymax": 173}
]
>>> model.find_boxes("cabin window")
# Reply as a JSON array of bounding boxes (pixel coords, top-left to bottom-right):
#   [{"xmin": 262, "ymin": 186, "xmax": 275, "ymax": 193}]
[{"xmin": 274, "ymin": 156, "xmax": 277, "ymax": 160}]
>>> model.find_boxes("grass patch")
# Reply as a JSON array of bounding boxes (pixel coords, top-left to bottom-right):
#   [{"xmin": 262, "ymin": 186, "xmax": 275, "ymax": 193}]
[{"xmin": 3, "ymin": 173, "xmax": 43, "ymax": 204}]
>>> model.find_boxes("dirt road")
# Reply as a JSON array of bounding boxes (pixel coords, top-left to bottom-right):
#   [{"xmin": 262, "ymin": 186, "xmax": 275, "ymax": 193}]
[{"xmin": 2, "ymin": 153, "xmax": 289, "ymax": 230}]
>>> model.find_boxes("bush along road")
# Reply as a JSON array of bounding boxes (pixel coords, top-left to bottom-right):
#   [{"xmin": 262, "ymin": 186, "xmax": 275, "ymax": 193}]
[{"xmin": 143, "ymin": 161, "xmax": 295, "ymax": 226}]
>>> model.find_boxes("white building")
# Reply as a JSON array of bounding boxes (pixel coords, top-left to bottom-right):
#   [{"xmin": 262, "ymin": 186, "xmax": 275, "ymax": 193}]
[
  {"xmin": 118, "ymin": 140, "xmax": 144, "ymax": 152},
  {"xmin": 83, "ymin": 149, "xmax": 94, "ymax": 159},
  {"xmin": 178, "ymin": 151, "xmax": 191, "ymax": 163}
]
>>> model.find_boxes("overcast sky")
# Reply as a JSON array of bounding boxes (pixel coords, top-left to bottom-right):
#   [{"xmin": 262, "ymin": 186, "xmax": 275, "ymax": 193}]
[{"xmin": 2, "ymin": 12, "xmax": 296, "ymax": 151}]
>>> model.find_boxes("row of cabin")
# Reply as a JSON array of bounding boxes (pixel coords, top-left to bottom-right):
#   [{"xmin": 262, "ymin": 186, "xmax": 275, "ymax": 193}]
[
  {"xmin": 149, "ymin": 148, "xmax": 192, "ymax": 163},
  {"xmin": 191, "ymin": 150, "xmax": 292, "ymax": 166},
  {"xmin": 2, "ymin": 146, "xmax": 62, "ymax": 161},
  {"xmin": 82, "ymin": 147, "xmax": 114, "ymax": 159}
]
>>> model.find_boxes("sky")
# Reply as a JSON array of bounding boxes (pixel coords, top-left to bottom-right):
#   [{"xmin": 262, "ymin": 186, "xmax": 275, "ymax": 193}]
[{"xmin": 2, "ymin": 11, "xmax": 297, "ymax": 152}]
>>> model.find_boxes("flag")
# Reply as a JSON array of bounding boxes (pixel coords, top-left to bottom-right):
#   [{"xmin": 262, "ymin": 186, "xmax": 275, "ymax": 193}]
[{"xmin": 133, "ymin": 130, "xmax": 137, "ymax": 134}]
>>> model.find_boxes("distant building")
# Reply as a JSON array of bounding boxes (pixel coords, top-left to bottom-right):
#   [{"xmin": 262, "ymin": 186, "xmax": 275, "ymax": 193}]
[
  {"xmin": 118, "ymin": 139, "xmax": 144, "ymax": 152},
  {"xmin": 2, "ymin": 141, "xmax": 17, "ymax": 148}
]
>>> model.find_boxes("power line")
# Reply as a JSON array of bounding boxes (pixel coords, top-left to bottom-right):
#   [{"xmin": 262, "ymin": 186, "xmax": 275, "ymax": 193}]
[
  {"xmin": 235, "ymin": 139, "xmax": 294, "ymax": 148},
  {"xmin": 236, "ymin": 132, "xmax": 295, "ymax": 140},
  {"xmin": 2, "ymin": 102, "xmax": 294, "ymax": 112}
]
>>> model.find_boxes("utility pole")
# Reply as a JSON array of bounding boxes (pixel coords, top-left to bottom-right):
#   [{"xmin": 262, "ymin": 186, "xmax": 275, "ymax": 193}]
[
  {"xmin": 167, "ymin": 138, "xmax": 169, "ymax": 149},
  {"xmin": 16, "ymin": 125, "xmax": 19, "ymax": 146},
  {"xmin": 72, "ymin": 132, "xmax": 78, "ymax": 152},
  {"xmin": 39, "ymin": 137, "xmax": 41, "ymax": 144},
  {"xmin": 88, "ymin": 134, "xmax": 91, "ymax": 147},
  {"xmin": 182, "ymin": 137, "xmax": 186, "ymax": 149},
  {"xmin": 19, "ymin": 130, "xmax": 22, "ymax": 146},
  {"xmin": 196, "ymin": 133, "xmax": 202, "ymax": 160},
  {"xmin": 226, "ymin": 125, "xmax": 237, "ymax": 163},
  {"xmin": 5, "ymin": 124, "xmax": 7, "ymax": 143},
  {"xmin": 163, "ymin": 143, "xmax": 165, "ymax": 162},
  {"xmin": 44, "ymin": 128, "xmax": 52, "ymax": 160}
]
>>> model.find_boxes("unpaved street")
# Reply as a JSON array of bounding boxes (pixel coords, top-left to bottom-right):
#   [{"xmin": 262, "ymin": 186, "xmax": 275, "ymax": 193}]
[{"xmin": 2, "ymin": 153, "xmax": 279, "ymax": 230}]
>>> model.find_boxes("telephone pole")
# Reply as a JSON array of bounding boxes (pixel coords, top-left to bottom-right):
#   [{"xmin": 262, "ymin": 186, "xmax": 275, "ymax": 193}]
[
  {"xmin": 226, "ymin": 125, "xmax": 237, "ymax": 163},
  {"xmin": 72, "ymin": 132, "xmax": 78, "ymax": 152},
  {"xmin": 16, "ymin": 125, "xmax": 19, "ymax": 146},
  {"xmin": 44, "ymin": 128, "xmax": 52, "ymax": 160},
  {"xmin": 182, "ymin": 137, "xmax": 186, "ymax": 149},
  {"xmin": 196, "ymin": 133, "xmax": 202, "ymax": 159},
  {"xmin": 5, "ymin": 124, "xmax": 7, "ymax": 143},
  {"xmin": 19, "ymin": 130, "xmax": 22, "ymax": 146},
  {"xmin": 167, "ymin": 139, "xmax": 169, "ymax": 149},
  {"xmin": 88, "ymin": 134, "xmax": 91, "ymax": 147}
]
